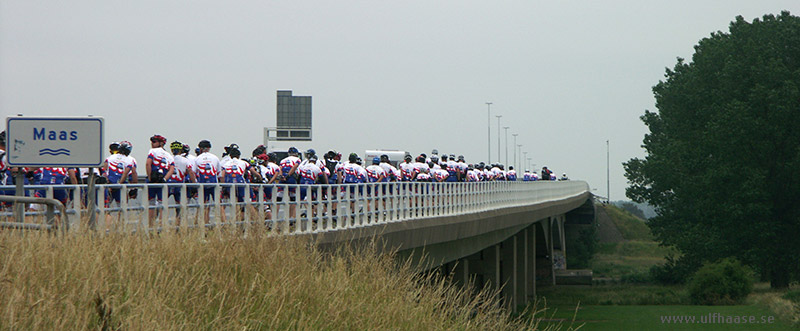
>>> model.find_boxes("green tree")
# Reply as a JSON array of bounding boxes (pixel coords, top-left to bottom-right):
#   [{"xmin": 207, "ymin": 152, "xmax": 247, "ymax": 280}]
[{"xmin": 624, "ymin": 12, "xmax": 800, "ymax": 288}]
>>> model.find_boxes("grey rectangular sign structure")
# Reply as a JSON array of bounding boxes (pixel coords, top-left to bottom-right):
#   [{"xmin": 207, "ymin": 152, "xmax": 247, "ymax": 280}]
[
  {"xmin": 6, "ymin": 116, "xmax": 105, "ymax": 167},
  {"xmin": 276, "ymin": 90, "xmax": 312, "ymax": 141}
]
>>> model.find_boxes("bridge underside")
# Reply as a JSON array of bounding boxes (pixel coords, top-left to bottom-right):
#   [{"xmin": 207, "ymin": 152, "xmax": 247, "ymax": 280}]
[{"xmin": 313, "ymin": 192, "xmax": 594, "ymax": 310}]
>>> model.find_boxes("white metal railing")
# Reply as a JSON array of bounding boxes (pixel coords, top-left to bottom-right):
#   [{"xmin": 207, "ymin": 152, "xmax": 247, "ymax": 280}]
[{"xmin": 0, "ymin": 181, "xmax": 589, "ymax": 234}]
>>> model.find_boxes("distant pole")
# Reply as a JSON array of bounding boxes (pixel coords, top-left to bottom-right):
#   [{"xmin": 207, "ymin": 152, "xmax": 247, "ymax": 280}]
[
  {"xmin": 607, "ymin": 140, "xmax": 610, "ymax": 203},
  {"xmin": 503, "ymin": 127, "xmax": 509, "ymax": 165},
  {"xmin": 495, "ymin": 115, "xmax": 502, "ymax": 162},
  {"xmin": 517, "ymin": 144, "xmax": 522, "ymax": 171},
  {"xmin": 523, "ymin": 152, "xmax": 528, "ymax": 170},
  {"xmin": 512, "ymin": 134, "xmax": 519, "ymax": 167},
  {"xmin": 486, "ymin": 102, "xmax": 493, "ymax": 163}
]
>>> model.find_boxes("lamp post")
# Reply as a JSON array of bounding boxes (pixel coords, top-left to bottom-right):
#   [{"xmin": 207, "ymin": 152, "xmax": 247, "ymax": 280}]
[
  {"xmin": 517, "ymin": 144, "xmax": 522, "ymax": 171},
  {"xmin": 523, "ymin": 151, "xmax": 528, "ymax": 170},
  {"xmin": 495, "ymin": 115, "xmax": 502, "ymax": 162},
  {"xmin": 503, "ymin": 127, "xmax": 509, "ymax": 165},
  {"xmin": 512, "ymin": 133, "xmax": 518, "ymax": 168},
  {"xmin": 486, "ymin": 102, "xmax": 492, "ymax": 163}
]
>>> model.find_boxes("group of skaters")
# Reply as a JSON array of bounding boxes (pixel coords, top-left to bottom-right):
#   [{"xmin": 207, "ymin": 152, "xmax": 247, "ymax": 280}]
[{"xmin": 1, "ymin": 131, "xmax": 570, "ymax": 221}]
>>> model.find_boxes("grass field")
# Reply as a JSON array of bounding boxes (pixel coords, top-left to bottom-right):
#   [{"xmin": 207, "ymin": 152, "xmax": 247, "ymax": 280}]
[
  {"xmin": 0, "ymin": 229, "xmax": 552, "ymax": 330},
  {"xmin": 530, "ymin": 204, "xmax": 799, "ymax": 329}
]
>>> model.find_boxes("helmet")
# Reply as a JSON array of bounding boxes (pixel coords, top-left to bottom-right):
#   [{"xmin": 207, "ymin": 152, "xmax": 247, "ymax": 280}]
[
  {"xmin": 404, "ymin": 154, "xmax": 412, "ymax": 161},
  {"xmin": 525, "ymin": 169, "xmax": 530, "ymax": 172},
  {"xmin": 170, "ymin": 141, "xmax": 183, "ymax": 151},
  {"xmin": 306, "ymin": 148, "xmax": 316, "ymax": 156},
  {"xmin": 458, "ymin": 155, "xmax": 465, "ymax": 161},
  {"xmin": 0, "ymin": 131, "xmax": 5, "ymax": 146},
  {"xmin": 150, "ymin": 134, "xmax": 167, "ymax": 144},
  {"xmin": 355, "ymin": 157, "xmax": 362, "ymax": 165},
  {"xmin": 349, "ymin": 153, "xmax": 358, "ymax": 163},
  {"xmin": 195, "ymin": 148, "xmax": 201, "ymax": 155},
  {"xmin": 449, "ymin": 154, "xmax": 456, "ymax": 160},
  {"xmin": 182, "ymin": 144, "xmax": 190, "ymax": 154},
  {"xmin": 380, "ymin": 154, "xmax": 390, "ymax": 162},
  {"xmin": 109, "ymin": 141, "xmax": 120, "ymax": 152},
  {"xmin": 416, "ymin": 156, "xmax": 425, "ymax": 163},
  {"xmin": 431, "ymin": 155, "xmax": 439, "ymax": 162},
  {"xmin": 431, "ymin": 149, "xmax": 438, "ymax": 155},
  {"xmin": 119, "ymin": 141, "xmax": 132, "ymax": 155},
  {"xmin": 198, "ymin": 140, "xmax": 211, "ymax": 149},
  {"xmin": 440, "ymin": 155, "xmax": 447, "ymax": 161},
  {"xmin": 308, "ymin": 154, "xmax": 318, "ymax": 162},
  {"xmin": 288, "ymin": 147, "xmax": 299, "ymax": 154},
  {"xmin": 228, "ymin": 148, "xmax": 241, "ymax": 158},
  {"xmin": 420, "ymin": 153, "xmax": 427, "ymax": 159},
  {"xmin": 326, "ymin": 150, "xmax": 336, "ymax": 159},
  {"xmin": 256, "ymin": 154, "xmax": 269, "ymax": 162},
  {"xmin": 542, "ymin": 165, "xmax": 548, "ymax": 169},
  {"xmin": 372, "ymin": 157, "xmax": 380, "ymax": 164},
  {"xmin": 509, "ymin": 166, "xmax": 514, "ymax": 170},
  {"xmin": 267, "ymin": 152, "xmax": 278, "ymax": 162},
  {"xmin": 252, "ymin": 145, "xmax": 266, "ymax": 157}
]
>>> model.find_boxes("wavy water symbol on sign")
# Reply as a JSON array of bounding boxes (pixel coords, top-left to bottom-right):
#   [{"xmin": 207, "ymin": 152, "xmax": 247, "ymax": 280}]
[{"xmin": 39, "ymin": 148, "xmax": 71, "ymax": 156}]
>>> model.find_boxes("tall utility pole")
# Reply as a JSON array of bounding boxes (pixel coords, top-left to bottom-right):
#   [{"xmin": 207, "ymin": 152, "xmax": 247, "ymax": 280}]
[
  {"xmin": 486, "ymin": 102, "xmax": 493, "ymax": 163},
  {"xmin": 495, "ymin": 115, "xmax": 502, "ymax": 162},
  {"xmin": 523, "ymin": 152, "xmax": 528, "ymax": 170},
  {"xmin": 517, "ymin": 144, "xmax": 522, "ymax": 171},
  {"xmin": 607, "ymin": 140, "xmax": 610, "ymax": 203},
  {"xmin": 512, "ymin": 133, "xmax": 518, "ymax": 168},
  {"xmin": 503, "ymin": 127, "xmax": 509, "ymax": 165}
]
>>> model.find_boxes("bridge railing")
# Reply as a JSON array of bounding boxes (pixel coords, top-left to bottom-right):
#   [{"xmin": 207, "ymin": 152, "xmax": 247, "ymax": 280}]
[{"xmin": 0, "ymin": 181, "xmax": 588, "ymax": 234}]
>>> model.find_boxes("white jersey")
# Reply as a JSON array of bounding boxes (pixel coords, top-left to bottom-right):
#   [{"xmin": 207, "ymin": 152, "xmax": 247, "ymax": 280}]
[
  {"xmin": 185, "ymin": 154, "xmax": 197, "ymax": 172},
  {"xmin": 365, "ymin": 164, "xmax": 386, "ymax": 182},
  {"xmin": 260, "ymin": 162, "xmax": 281, "ymax": 182},
  {"xmin": 194, "ymin": 152, "xmax": 221, "ymax": 181},
  {"xmin": 298, "ymin": 162, "xmax": 323, "ymax": 183},
  {"xmin": 379, "ymin": 162, "xmax": 399, "ymax": 181},
  {"xmin": 414, "ymin": 162, "xmax": 430, "ymax": 176},
  {"xmin": 398, "ymin": 161, "xmax": 416, "ymax": 181},
  {"xmin": 432, "ymin": 167, "xmax": 449, "ymax": 182},
  {"xmin": 220, "ymin": 155, "xmax": 232, "ymax": 168},
  {"xmin": 170, "ymin": 154, "xmax": 193, "ymax": 182}
]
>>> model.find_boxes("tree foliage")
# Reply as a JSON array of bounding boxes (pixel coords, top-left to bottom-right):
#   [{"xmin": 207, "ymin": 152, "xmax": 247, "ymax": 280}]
[{"xmin": 625, "ymin": 12, "xmax": 800, "ymax": 288}]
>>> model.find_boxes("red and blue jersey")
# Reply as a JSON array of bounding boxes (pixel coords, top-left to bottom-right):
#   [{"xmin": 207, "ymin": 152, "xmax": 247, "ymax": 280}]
[
  {"xmin": 223, "ymin": 159, "xmax": 248, "ymax": 184},
  {"xmin": 39, "ymin": 167, "xmax": 69, "ymax": 185},
  {"xmin": 147, "ymin": 148, "xmax": 174, "ymax": 176}
]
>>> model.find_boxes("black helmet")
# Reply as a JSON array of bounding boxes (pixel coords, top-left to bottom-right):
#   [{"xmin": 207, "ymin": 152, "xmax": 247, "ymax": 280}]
[
  {"xmin": 326, "ymin": 150, "xmax": 337, "ymax": 159},
  {"xmin": 267, "ymin": 152, "xmax": 278, "ymax": 162},
  {"xmin": 380, "ymin": 154, "xmax": 390, "ymax": 162},
  {"xmin": 252, "ymin": 145, "xmax": 266, "ymax": 157},
  {"xmin": 458, "ymin": 155, "xmax": 465, "ymax": 161},
  {"xmin": 404, "ymin": 154, "xmax": 412, "ymax": 161},
  {"xmin": 229, "ymin": 148, "xmax": 241, "ymax": 158},
  {"xmin": 182, "ymin": 144, "xmax": 190, "ymax": 154},
  {"xmin": 198, "ymin": 140, "xmax": 211, "ymax": 149},
  {"xmin": 349, "ymin": 153, "xmax": 358, "ymax": 163},
  {"xmin": 288, "ymin": 147, "xmax": 299, "ymax": 155},
  {"xmin": 119, "ymin": 141, "xmax": 133, "ymax": 155}
]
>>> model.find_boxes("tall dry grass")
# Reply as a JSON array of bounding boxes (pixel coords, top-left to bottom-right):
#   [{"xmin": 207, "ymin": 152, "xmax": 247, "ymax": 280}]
[{"xmin": 0, "ymin": 229, "xmax": 551, "ymax": 330}]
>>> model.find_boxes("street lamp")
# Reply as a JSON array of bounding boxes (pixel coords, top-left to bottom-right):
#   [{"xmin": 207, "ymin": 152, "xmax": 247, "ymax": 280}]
[
  {"xmin": 503, "ymin": 126, "xmax": 509, "ymax": 165},
  {"xmin": 517, "ymin": 144, "xmax": 522, "ymax": 171},
  {"xmin": 512, "ymin": 133, "xmax": 518, "ymax": 168},
  {"xmin": 523, "ymin": 151, "xmax": 528, "ymax": 170},
  {"xmin": 486, "ymin": 102, "xmax": 492, "ymax": 163},
  {"xmin": 495, "ymin": 115, "xmax": 502, "ymax": 162}
]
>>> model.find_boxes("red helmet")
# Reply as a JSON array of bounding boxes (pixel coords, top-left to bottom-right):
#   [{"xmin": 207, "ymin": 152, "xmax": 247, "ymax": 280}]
[{"xmin": 150, "ymin": 134, "xmax": 167, "ymax": 144}]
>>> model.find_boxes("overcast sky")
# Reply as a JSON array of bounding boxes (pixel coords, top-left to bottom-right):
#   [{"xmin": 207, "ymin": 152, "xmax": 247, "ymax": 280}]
[{"xmin": 2, "ymin": 1, "xmax": 798, "ymax": 201}]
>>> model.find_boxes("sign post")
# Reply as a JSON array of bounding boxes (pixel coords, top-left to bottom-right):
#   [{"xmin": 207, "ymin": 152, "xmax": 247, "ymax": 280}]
[{"xmin": 6, "ymin": 116, "xmax": 105, "ymax": 229}]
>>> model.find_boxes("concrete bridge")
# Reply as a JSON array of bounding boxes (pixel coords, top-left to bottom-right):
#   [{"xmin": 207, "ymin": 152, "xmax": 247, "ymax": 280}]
[
  {"xmin": 310, "ymin": 180, "xmax": 595, "ymax": 308},
  {"xmin": 3, "ymin": 180, "xmax": 594, "ymax": 308}
]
